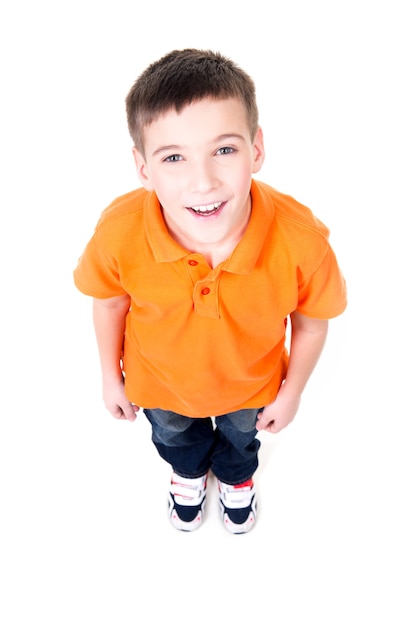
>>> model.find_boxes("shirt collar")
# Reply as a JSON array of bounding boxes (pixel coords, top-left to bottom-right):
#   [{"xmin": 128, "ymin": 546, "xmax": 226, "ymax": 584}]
[
  {"xmin": 223, "ymin": 180, "xmax": 275, "ymax": 274},
  {"xmin": 144, "ymin": 192, "xmax": 189, "ymax": 263}
]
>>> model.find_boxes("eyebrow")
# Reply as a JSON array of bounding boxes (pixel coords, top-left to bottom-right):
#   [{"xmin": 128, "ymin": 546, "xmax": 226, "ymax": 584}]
[
  {"xmin": 215, "ymin": 133, "xmax": 246, "ymax": 143},
  {"xmin": 151, "ymin": 144, "xmax": 182, "ymax": 157},
  {"xmin": 151, "ymin": 134, "xmax": 246, "ymax": 158}
]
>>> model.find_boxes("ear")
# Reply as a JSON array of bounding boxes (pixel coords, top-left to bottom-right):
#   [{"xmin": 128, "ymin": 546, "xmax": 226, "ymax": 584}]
[
  {"xmin": 132, "ymin": 147, "xmax": 154, "ymax": 191},
  {"xmin": 252, "ymin": 127, "xmax": 265, "ymax": 174}
]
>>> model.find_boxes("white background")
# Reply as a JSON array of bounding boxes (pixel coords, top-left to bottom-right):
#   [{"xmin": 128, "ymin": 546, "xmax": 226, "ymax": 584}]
[{"xmin": 1, "ymin": 1, "xmax": 417, "ymax": 624}]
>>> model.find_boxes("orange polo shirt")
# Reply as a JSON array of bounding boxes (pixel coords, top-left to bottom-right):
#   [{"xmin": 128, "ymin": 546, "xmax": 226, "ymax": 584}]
[{"xmin": 74, "ymin": 179, "xmax": 347, "ymax": 417}]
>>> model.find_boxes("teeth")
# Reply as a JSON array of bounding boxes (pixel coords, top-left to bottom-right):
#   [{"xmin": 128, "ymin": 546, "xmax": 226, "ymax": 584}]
[{"xmin": 190, "ymin": 201, "xmax": 222, "ymax": 213}]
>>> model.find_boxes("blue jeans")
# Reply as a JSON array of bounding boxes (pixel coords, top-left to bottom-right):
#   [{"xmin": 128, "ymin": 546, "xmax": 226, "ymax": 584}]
[{"xmin": 143, "ymin": 408, "xmax": 261, "ymax": 485}]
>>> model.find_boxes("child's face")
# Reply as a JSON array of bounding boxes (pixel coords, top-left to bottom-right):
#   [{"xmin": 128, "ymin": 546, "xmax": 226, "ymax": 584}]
[{"xmin": 133, "ymin": 97, "xmax": 265, "ymax": 250}]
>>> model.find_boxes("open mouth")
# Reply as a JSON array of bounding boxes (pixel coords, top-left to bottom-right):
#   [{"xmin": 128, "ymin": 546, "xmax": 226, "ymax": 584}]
[{"xmin": 186, "ymin": 201, "xmax": 224, "ymax": 217}]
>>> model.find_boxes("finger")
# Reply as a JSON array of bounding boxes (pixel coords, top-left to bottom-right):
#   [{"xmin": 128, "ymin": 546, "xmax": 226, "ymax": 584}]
[
  {"xmin": 109, "ymin": 404, "xmax": 131, "ymax": 421},
  {"xmin": 123, "ymin": 405, "xmax": 137, "ymax": 421},
  {"xmin": 256, "ymin": 411, "xmax": 269, "ymax": 431}
]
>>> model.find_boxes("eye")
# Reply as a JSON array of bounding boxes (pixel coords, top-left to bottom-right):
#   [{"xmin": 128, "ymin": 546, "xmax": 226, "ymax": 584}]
[
  {"xmin": 216, "ymin": 146, "xmax": 235, "ymax": 156},
  {"xmin": 163, "ymin": 154, "xmax": 183, "ymax": 163}
]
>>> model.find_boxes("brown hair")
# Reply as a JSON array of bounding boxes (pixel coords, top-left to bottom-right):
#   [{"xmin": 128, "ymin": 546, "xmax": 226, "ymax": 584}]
[{"xmin": 126, "ymin": 48, "xmax": 259, "ymax": 154}]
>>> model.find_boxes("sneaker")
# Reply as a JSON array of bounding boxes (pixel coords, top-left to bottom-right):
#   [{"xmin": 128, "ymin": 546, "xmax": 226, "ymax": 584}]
[
  {"xmin": 168, "ymin": 472, "xmax": 208, "ymax": 532},
  {"xmin": 218, "ymin": 478, "xmax": 257, "ymax": 534}
]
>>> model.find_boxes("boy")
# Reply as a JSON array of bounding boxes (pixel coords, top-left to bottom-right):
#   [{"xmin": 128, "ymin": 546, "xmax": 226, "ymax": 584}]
[{"xmin": 74, "ymin": 49, "xmax": 347, "ymax": 534}]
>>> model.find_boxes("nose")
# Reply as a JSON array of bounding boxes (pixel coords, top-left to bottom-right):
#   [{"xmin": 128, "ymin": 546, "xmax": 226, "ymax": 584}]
[{"xmin": 189, "ymin": 158, "xmax": 219, "ymax": 194}]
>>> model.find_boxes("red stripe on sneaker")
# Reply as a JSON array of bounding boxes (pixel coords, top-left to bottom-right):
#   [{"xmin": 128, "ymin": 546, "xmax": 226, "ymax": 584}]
[{"xmin": 233, "ymin": 479, "xmax": 253, "ymax": 489}]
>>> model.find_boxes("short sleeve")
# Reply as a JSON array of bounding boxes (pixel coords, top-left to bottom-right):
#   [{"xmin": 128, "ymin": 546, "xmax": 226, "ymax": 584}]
[
  {"xmin": 73, "ymin": 234, "xmax": 127, "ymax": 298},
  {"xmin": 297, "ymin": 244, "xmax": 347, "ymax": 319}
]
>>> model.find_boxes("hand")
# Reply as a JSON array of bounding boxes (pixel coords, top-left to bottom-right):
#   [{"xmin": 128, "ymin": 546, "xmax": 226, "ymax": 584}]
[
  {"xmin": 103, "ymin": 378, "xmax": 139, "ymax": 422},
  {"xmin": 256, "ymin": 385, "xmax": 301, "ymax": 434}
]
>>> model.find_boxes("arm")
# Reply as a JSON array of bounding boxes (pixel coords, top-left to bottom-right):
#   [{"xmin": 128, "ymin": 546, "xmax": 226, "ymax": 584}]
[
  {"xmin": 256, "ymin": 311, "xmax": 328, "ymax": 434},
  {"xmin": 93, "ymin": 295, "xmax": 139, "ymax": 421}
]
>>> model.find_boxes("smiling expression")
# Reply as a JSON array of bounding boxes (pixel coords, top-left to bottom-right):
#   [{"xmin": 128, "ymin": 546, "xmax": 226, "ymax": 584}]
[{"xmin": 133, "ymin": 97, "xmax": 265, "ymax": 255}]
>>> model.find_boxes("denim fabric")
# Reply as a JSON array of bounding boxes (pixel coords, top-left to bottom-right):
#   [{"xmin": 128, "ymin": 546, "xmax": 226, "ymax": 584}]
[{"xmin": 143, "ymin": 407, "xmax": 261, "ymax": 485}]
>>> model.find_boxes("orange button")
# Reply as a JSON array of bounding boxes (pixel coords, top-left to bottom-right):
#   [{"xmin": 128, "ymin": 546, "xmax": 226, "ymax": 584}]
[
  {"xmin": 188, "ymin": 259, "xmax": 198, "ymax": 266},
  {"xmin": 201, "ymin": 287, "xmax": 211, "ymax": 295}
]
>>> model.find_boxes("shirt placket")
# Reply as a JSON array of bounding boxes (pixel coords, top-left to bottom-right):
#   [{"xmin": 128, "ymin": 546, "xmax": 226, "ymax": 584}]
[{"xmin": 184, "ymin": 255, "xmax": 220, "ymax": 319}]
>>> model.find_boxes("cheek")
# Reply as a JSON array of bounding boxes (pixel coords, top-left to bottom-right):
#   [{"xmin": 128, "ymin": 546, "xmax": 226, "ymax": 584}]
[
  {"xmin": 151, "ymin": 174, "xmax": 183, "ymax": 205},
  {"xmin": 233, "ymin": 166, "xmax": 253, "ymax": 193},
  {"xmin": 155, "ymin": 167, "xmax": 184, "ymax": 187}
]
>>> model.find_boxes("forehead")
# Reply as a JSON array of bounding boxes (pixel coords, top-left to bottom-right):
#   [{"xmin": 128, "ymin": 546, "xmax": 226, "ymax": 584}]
[{"xmin": 142, "ymin": 97, "xmax": 250, "ymax": 150}]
